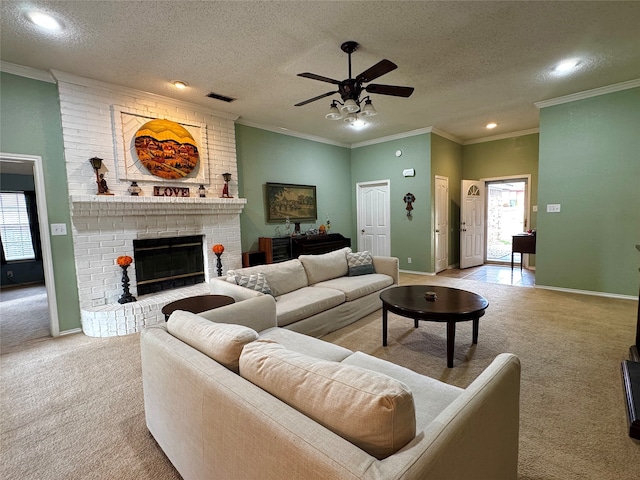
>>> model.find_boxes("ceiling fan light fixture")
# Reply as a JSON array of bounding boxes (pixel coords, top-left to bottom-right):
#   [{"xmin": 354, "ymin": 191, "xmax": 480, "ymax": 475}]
[
  {"xmin": 341, "ymin": 98, "xmax": 359, "ymax": 114},
  {"xmin": 325, "ymin": 102, "xmax": 343, "ymax": 120},
  {"xmin": 360, "ymin": 98, "xmax": 377, "ymax": 116},
  {"xmin": 343, "ymin": 112, "xmax": 358, "ymax": 124}
]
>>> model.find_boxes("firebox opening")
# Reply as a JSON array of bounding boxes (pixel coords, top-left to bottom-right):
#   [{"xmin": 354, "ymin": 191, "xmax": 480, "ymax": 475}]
[{"xmin": 133, "ymin": 235, "xmax": 205, "ymax": 295}]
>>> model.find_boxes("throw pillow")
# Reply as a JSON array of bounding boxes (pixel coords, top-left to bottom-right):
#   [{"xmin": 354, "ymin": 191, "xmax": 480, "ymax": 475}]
[
  {"xmin": 236, "ymin": 273, "xmax": 274, "ymax": 297},
  {"xmin": 299, "ymin": 247, "xmax": 351, "ymax": 284},
  {"xmin": 167, "ymin": 310, "xmax": 259, "ymax": 373},
  {"xmin": 239, "ymin": 339, "xmax": 416, "ymax": 459},
  {"xmin": 347, "ymin": 251, "xmax": 375, "ymax": 276}
]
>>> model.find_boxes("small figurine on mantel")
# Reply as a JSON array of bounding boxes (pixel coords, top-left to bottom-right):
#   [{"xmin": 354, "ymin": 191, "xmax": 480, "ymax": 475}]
[{"xmin": 98, "ymin": 174, "xmax": 110, "ymax": 195}]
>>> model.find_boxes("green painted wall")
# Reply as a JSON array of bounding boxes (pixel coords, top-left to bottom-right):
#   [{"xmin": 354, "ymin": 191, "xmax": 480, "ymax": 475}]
[
  {"xmin": 351, "ymin": 134, "xmax": 431, "ymax": 272},
  {"xmin": 0, "ymin": 72, "xmax": 80, "ymax": 331},
  {"xmin": 431, "ymin": 134, "xmax": 463, "ymax": 267},
  {"xmin": 235, "ymin": 125, "xmax": 352, "ymax": 252},
  {"xmin": 536, "ymin": 87, "xmax": 640, "ymax": 296}
]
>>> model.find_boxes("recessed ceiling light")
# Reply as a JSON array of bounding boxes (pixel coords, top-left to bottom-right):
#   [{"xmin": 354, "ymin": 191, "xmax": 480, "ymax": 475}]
[
  {"xmin": 553, "ymin": 58, "xmax": 580, "ymax": 75},
  {"xmin": 486, "ymin": 122, "xmax": 497, "ymax": 129},
  {"xmin": 172, "ymin": 80, "xmax": 188, "ymax": 89},
  {"xmin": 26, "ymin": 11, "xmax": 62, "ymax": 31}
]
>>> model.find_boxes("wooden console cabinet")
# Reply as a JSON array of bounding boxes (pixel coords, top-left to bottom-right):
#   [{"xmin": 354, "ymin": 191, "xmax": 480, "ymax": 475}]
[{"xmin": 259, "ymin": 233, "xmax": 351, "ymax": 264}]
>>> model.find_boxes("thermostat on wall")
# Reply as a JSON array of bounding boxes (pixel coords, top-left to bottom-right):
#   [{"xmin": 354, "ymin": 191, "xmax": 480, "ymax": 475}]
[{"xmin": 402, "ymin": 168, "xmax": 415, "ymax": 177}]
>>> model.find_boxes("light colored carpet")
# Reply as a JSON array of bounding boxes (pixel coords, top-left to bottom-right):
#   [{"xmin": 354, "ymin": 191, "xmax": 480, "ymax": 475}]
[
  {"xmin": 1, "ymin": 275, "xmax": 638, "ymax": 479},
  {"xmin": 0, "ymin": 285, "xmax": 50, "ymax": 354}
]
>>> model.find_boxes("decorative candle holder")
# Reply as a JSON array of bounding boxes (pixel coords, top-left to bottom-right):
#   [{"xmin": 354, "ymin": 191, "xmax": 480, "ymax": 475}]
[
  {"xmin": 212, "ymin": 244, "xmax": 224, "ymax": 276},
  {"xmin": 221, "ymin": 173, "xmax": 233, "ymax": 198},
  {"xmin": 128, "ymin": 181, "xmax": 141, "ymax": 196},
  {"xmin": 116, "ymin": 256, "xmax": 137, "ymax": 304}
]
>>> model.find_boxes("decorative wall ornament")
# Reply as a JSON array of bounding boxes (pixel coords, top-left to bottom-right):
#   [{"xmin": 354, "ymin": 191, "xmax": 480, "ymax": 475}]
[
  {"xmin": 134, "ymin": 119, "xmax": 199, "ymax": 179},
  {"xmin": 112, "ymin": 105, "xmax": 210, "ymax": 185},
  {"xmin": 404, "ymin": 192, "xmax": 415, "ymax": 217}
]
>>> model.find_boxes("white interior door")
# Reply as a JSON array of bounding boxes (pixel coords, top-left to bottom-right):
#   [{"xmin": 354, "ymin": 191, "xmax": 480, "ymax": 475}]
[
  {"xmin": 356, "ymin": 180, "xmax": 390, "ymax": 256},
  {"xmin": 460, "ymin": 179, "xmax": 485, "ymax": 269},
  {"xmin": 434, "ymin": 176, "xmax": 448, "ymax": 273}
]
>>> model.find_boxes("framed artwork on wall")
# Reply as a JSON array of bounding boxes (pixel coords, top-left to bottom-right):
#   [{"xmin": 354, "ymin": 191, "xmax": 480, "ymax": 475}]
[{"xmin": 266, "ymin": 182, "xmax": 317, "ymax": 222}]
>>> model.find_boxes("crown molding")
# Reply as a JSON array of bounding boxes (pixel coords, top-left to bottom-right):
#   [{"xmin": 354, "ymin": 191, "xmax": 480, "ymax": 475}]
[
  {"xmin": 535, "ymin": 78, "xmax": 640, "ymax": 109},
  {"xmin": 351, "ymin": 127, "xmax": 434, "ymax": 149},
  {"xmin": 50, "ymin": 70, "xmax": 240, "ymax": 121},
  {"xmin": 0, "ymin": 61, "xmax": 55, "ymax": 83},
  {"xmin": 235, "ymin": 119, "xmax": 350, "ymax": 148},
  {"xmin": 464, "ymin": 128, "xmax": 540, "ymax": 145},
  {"xmin": 430, "ymin": 128, "xmax": 462, "ymax": 144}
]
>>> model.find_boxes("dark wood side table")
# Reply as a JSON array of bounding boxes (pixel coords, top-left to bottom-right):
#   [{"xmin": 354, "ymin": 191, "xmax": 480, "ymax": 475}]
[
  {"xmin": 511, "ymin": 233, "xmax": 536, "ymax": 271},
  {"xmin": 380, "ymin": 285, "xmax": 489, "ymax": 368},
  {"xmin": 161, "ymin": 294, "xmax": 235, "ymax": 321}
]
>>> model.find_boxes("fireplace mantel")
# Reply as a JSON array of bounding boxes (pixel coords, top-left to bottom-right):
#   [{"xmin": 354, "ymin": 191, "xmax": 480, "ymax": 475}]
[{"xmin": 70, "ymin": 195, "xmax": 247, "ymax": 217}]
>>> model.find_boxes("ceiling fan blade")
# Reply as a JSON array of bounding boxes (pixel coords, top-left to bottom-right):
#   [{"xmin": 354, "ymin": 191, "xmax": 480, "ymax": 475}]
[
  {"xmin": 356, "ymin": 59, "xmax": 397, "ymax": 83},
  {"xmin": 365, "ymin": 84, "xmax": 415, "ymax": 97},
  {"xmin": 294, "ymin": 91, "xmax": 338, "ymax": 107},
  {"xmin": 297, "ymin": 73, "xmax": 341, "ymax": 85}
]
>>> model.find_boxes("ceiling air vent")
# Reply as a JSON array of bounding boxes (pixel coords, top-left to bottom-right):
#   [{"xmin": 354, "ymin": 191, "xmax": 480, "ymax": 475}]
[{"xmin": 206, "ymin": 92, "xmax": 236, "ymax": 103}]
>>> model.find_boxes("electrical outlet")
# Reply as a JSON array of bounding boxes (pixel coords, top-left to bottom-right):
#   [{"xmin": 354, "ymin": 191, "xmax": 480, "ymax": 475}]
[
  {"xmin": 51, "ymin": 223, "xmax": 67, "ymax": 236},
  {"xmin": 7, "ymin": 271, "xmax": 13, "ymax": 278},
  {"xmin": 407, "ymin": 257, "xmax": 412, "ymax": 264}
]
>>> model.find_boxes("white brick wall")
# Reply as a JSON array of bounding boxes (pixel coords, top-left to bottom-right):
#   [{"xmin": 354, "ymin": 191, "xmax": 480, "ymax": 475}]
[{"xmin": 55, "ymin": 72, "xmax": 244, "ymax": 337}]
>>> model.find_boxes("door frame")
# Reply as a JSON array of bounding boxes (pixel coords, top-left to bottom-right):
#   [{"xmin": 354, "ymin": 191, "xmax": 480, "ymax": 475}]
[
  {"xmin": 356, "ymin": 179, "xmax": 391, "ymax": 255},
  {"xmin": 481, "ymin": 174, "xmax": 532, "ymax": 267},
  {"xmin": 1, "ymin": 152, "xmax": 60, "ymax": 336},
  {"xmin": 434, "ymin": 175, "xmax": 449, "ymax": 273}
]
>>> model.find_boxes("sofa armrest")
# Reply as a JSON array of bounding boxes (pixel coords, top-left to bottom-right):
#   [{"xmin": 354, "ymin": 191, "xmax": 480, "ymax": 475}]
[
  {"xmin": 372, "ymin": 256, "xmax": 399, "ymax": 285},
  {"xmin": 210, "ymin": 277, "xmax": 265, "ymax": 301},
  {"xmin": 395, "ymin": 353, "xmax": 521, "ymax": 480},
  {"xmin": 198, "ymin": 295, "xmax": 277, "ymax": 333}
]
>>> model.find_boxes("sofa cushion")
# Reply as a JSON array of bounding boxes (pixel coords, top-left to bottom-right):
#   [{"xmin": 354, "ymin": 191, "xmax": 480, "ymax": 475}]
[
  {"xmin": 347, "ymin": 250, "xmax": 375, "ymax": 276},
  {"xmin": 167, "ymin": 310, "xmax": 259, "ymax": 373},
  {"xmin": 341, "ymin": 352, "xmax": 463, "ymax": 429},
  {"xmin": 259, "ymin": 326, "xmax": 353, "ymax": 362},
  {"xmin": 227, "ymin": 259, "xmax": 308, "ymax": 296},
  {"xmin": 312, "ymin": 274, "xmax": 394, "ymax": 302},
  {"xmin": 236, "ymin": 273, "xmax": 274, "ymax": 297},
  {"xmin": 275, "ymin": 286, "xmax": 345, "ymax": 327},
  {"xmin": 239, "ymin": 340, "xmax": 416, "ymax": 459},
  {"xmin": 298, "ymin": 247, "xmax": 350, "ymax": 285}
]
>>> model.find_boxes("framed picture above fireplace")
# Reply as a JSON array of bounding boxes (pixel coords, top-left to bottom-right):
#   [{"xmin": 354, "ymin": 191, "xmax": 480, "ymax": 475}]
[{"xmin": 266, "ymin": 182, "xmax": 317, "ymax": 222}]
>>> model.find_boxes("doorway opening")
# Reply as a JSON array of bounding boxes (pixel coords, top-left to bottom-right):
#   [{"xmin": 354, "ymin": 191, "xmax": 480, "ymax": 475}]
[{"xmin": 485, "ymin": 179, "xmax": 527, "ymax": 263}]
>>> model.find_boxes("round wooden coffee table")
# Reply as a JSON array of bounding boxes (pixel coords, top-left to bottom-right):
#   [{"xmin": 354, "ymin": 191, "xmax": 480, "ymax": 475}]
[
  {"xmin": 380, "ymin": 285, "xmax": 489, "ymax": 367},
  {"xmin": 161, "ymin": 294, "xmax": 235, "ymax": 321}
]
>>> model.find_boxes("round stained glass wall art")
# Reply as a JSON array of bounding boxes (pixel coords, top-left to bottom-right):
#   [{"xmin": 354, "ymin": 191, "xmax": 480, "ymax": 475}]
[{"xmin": 134, "ymin": 119, "xmax": 199, "ymax": 179}]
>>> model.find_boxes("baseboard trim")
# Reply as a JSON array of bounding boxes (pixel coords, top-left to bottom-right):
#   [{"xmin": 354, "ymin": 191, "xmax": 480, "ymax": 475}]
[
  {"xmin": 535, "ymin": 284, "xmax": 636, "ymax": 301},
  {"xmin": 59, "ymin": 328, "xmax": 83, "ymax": 336},
  {"xmin": 399, "ymin": 269, "xmax": 435, "ymax": 276}
]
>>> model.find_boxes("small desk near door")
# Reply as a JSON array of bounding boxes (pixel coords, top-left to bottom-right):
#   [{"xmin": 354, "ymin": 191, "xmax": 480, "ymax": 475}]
[{"xmin": 511, "ymin": 233, "xmax": 536, "ymax": 271}]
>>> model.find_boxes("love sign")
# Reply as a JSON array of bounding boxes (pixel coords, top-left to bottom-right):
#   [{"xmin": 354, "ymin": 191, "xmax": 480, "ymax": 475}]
[{"xmin": 153, "ymin": 186, "xmax": 190, "ymax": 197}]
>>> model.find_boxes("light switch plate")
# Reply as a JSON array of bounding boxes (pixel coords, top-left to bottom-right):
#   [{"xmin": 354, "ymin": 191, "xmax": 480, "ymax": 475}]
[
  {"xmin": 402, "ymin": 168, "xmax": 415, "ymax": 177},
  {"xmin": 51, "ymin": 223, "xmax": 67, "ymax": 235},
  {"xmin": 546, "ymin": 204, "xmax": 561, "ymax": 213}
]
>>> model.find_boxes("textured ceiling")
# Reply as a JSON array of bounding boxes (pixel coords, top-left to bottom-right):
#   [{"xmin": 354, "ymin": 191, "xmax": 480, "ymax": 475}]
[{"xmin": 1, "ymin": 1, "xmax": 639, "ymax": 146}]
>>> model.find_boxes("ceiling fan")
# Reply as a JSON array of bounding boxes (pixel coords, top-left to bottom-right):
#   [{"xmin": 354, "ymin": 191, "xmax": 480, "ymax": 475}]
[{"xmin": 294, "ymin": 41, "xmax": 414, "ymax": 122}]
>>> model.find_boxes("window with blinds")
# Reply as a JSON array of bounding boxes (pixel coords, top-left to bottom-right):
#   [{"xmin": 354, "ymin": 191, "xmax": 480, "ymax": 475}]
[{"xmin": 0, "ymin": 192, "xmax": 36, "ymax": 261}]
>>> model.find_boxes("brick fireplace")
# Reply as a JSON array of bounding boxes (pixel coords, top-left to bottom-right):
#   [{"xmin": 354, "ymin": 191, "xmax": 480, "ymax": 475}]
[{"xmin": 54, "ymin": 71, "xmax": 246, "ymax": 337}]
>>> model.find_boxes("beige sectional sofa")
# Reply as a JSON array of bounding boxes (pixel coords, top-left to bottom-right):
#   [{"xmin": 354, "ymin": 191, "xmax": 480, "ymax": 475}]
[
  {"xmin": 141, "ymin": 295, "xmax": 521, "ymax": 480},
  {"xmin": 210, "ymin": 247, "xmax": 399, "ymax": 337}
]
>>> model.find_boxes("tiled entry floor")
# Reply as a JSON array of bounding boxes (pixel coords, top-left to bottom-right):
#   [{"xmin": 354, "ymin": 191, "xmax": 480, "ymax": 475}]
[{"xmin": 437, "ymin": 264, "xmax": 535, "ymax": 287}]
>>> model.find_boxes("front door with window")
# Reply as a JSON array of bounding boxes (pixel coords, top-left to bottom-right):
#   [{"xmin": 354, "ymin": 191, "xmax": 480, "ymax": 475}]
[{"xmin": 460, "ymin": 180, "xmax": 485, "ymax": 269}]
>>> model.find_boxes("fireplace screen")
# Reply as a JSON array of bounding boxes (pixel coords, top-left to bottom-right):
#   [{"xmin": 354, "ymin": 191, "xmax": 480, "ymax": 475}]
[{"xmin": 133, "ymin": 235, "xmax": 205, "ymax": 295}]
